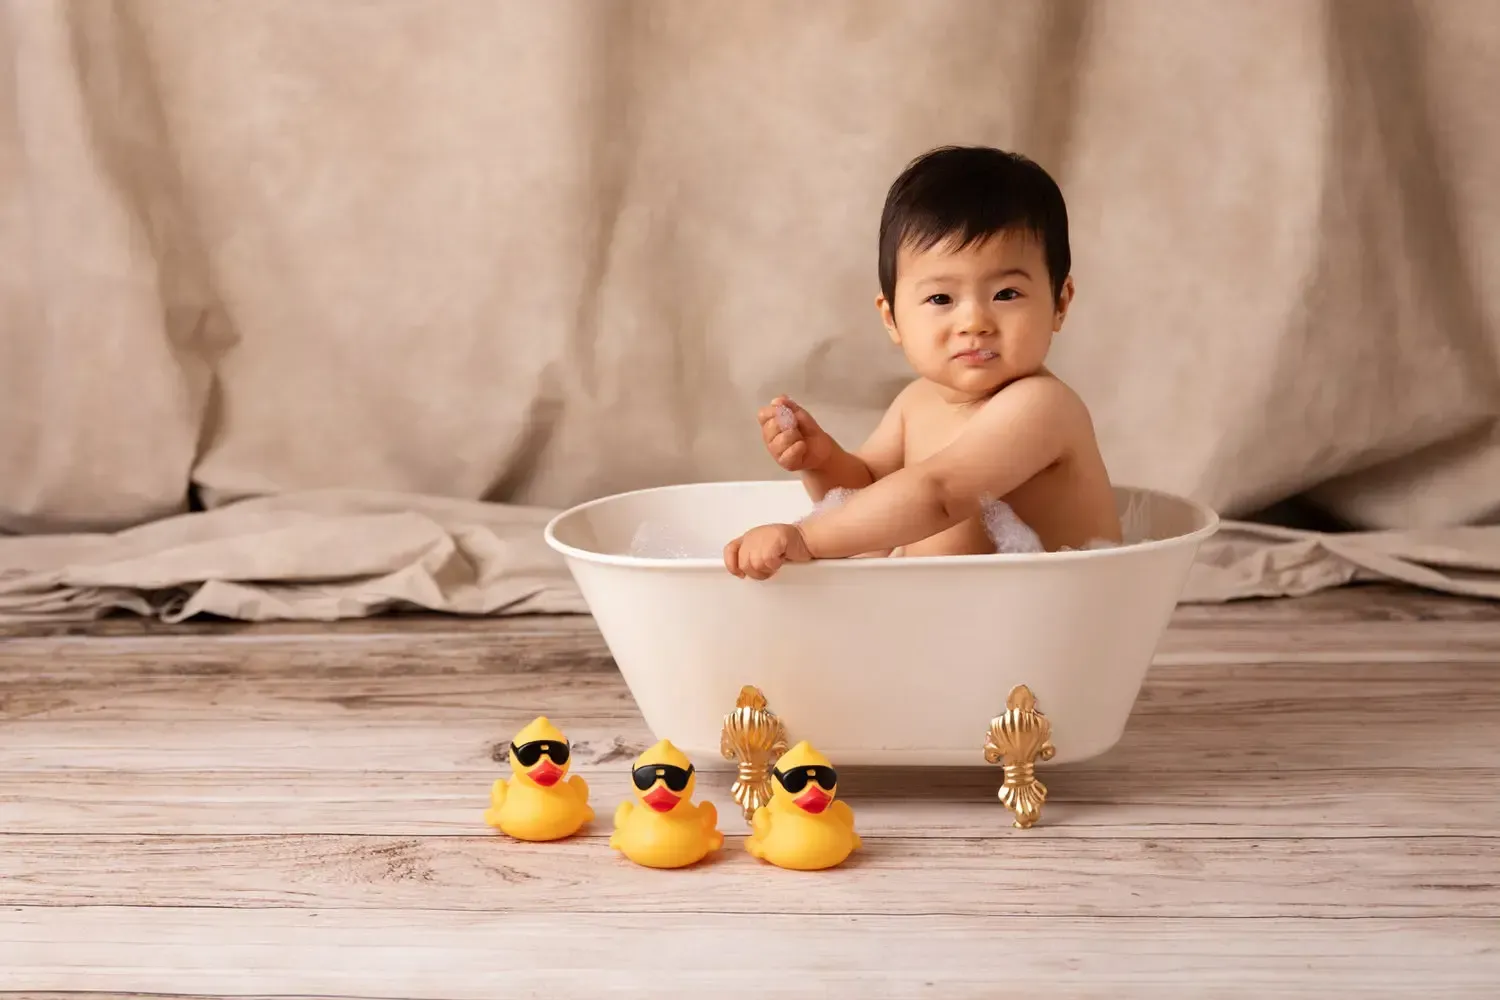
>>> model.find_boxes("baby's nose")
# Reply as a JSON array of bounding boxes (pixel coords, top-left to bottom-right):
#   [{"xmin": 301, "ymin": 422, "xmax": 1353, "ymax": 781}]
[{"xmin": 955, "ymin": 301, "xmax": 995, "ymax": 335}]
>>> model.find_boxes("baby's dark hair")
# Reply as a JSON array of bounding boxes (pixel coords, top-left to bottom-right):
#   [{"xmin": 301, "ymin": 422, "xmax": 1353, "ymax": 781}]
[{"xmin": 878, "ymin": 145, "xmax": 1071, "ymax": 305}]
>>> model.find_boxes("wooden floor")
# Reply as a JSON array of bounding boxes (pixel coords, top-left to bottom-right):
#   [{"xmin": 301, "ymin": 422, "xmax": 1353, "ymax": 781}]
[{"xmin": 3, "ymin": 583, "xmax": 1499, "ymax": 998}]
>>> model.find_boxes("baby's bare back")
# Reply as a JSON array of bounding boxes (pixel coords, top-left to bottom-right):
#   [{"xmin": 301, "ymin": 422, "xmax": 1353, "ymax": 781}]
[{"xmin": 898, "ymin": 377, "xmax": 1122, "ymax": 556}]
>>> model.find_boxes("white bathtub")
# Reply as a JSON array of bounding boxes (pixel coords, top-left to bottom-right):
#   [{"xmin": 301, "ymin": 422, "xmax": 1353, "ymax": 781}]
[{"xmin": 544, "ymin": 480, "xmax": 1219, "ymax": 768}]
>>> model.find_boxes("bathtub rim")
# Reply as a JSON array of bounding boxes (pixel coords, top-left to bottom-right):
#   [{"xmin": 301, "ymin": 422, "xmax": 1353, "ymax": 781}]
[{"xmin": 543, "ymin": 479, "xmax": 1222, "ymax": 571}]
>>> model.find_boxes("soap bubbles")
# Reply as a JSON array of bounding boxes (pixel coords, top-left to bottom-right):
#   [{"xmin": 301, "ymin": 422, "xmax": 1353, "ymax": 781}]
[
  {"xmin": 979, "ymin": 497, "xmax": 1045, "ymax": 554},
  {"xmin": 797, "ymin": 486, "xmax": 858, "ymax": 521},
  {"xmin": 627, "ymin": 522, "xmax": 710, "ymax": 558}
]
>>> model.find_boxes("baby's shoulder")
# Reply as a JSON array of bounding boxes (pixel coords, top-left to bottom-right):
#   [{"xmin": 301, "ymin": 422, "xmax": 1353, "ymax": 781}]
[
  {"xmin": 891, "ymin": 377, "xmax": 929, "ymax": 406},
  {"xmin": 892, "ymin": 376, "xmax": 952, "ymax": 413},
  {"xmin": 874, "ymin": 377, "xmax": 930, "ymax": 426},
  {"xmin": 973, "ymin": 372, "xmax": 1096, "ymax": 441},
  {"xmin": 991, "ymin": 371, "xmax": 1087, "ymax": 413}
]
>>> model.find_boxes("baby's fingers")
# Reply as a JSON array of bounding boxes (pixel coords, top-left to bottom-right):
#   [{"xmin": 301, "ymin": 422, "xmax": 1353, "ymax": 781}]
[
  {"xmin": 723, "ymin": 538, "xmax": 745, "ymax": 577},
  {"xmin": 777, "ymin": 439, "xmax": 808, "ymax": 470},
  {"xmin": 751, "ymin": 550, "xmax": 783, "ymax": 580},
  {"xmin": 758, "ymin": 398, "xmax": 793, "ymax": 423},
  {"xmin": 762, "ymin": 415, "xmax": 795, "ymax": 447},
  {"xmin": 768, "ymin": 397, "xmax": 801, "ymax": 432}
]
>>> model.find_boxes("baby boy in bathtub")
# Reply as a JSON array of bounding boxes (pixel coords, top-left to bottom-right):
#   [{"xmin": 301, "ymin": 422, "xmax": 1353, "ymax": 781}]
[{"xmin": 723, "ymin": 145, "xmax": 1122, "ymax": 580}]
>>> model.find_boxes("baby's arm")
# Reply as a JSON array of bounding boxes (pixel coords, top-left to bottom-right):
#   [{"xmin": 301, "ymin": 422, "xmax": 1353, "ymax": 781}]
[
  {"xmin": 796, "ymin": 377, "xmax": 1081, "ymax": 560},
  {"xmin": 801, "ymin": 393, "xmax": 906, "ymax": 500}
]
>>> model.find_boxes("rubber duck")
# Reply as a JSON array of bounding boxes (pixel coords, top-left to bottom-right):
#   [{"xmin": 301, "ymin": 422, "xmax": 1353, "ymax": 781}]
[
  {"xmin": 483, "ymin": 716, "xmax": 594, "ymax": 841},
  {"xmin": 609, "ymin": 739, "xmax": 723, "ymax": 868},
  {"xmin": 744, "ymin": 740, "xmax": 860, "ymax": 870}
]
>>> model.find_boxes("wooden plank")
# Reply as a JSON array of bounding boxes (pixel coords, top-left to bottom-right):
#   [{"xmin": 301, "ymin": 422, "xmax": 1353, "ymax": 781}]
[
  {"xmin": 0, "ymin": 721, "xmax": 640, "ymax": 772},
  {"xmin": 5, "ymin": 616, "xmax": 1500, "ymax": 678},
  {"xmin": 0, "ymin": 609, "xmax": 608, "ymax": 641},
  {"xmin": 7, "ymin": 619, "xmax": 1498, "ymax": 774},
  {"xmin": 0, "ymin": 625, "xmax": 616, "ymax": 683},
  {"xmin": 3, "ymin": 767, "xmax": 1495, "ymax": 839},
  {"xmin": 3, "ymin": 583, "xmax": 1495, "ymax": 643},
  {"xmin": 1151, "ymin": 623, "xmax": 1500, "ymax": 660},
  {"xmin": 3, "ymin": 688, "xmax": 1492, "ymax": 771},
  {"xmin": 5, "ymin": 589, "xmax": 1499, "ymax": 680},
  {"xmin": 3, "ymin": 833, "xmax": 1496, "ymax": 918},
  {"xmin": 1150, "ymin": 622, "xmax": 1500, "ymax": 661},
  {"xmin": 6, "ymin": 657, "xmax": 1497, "ymax": 722},
  {"xmin": 0, "ymin": 670, "xmax": 634, "ymax": 721},
  {"xmin": 1166, "ymin": 583, "xmax": 1500, "ymax": 625},
  {"xmin": 3, "ymin": 908, "xmax": 1497, "ymax": 999}
]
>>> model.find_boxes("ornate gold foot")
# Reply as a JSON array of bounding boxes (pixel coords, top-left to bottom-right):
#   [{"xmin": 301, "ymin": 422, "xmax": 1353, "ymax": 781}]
[
  {"xmin": 720, "ymin": 685, "xmax": 789, "ymax": 823},
  {"xmin": 983, "ymin": 684, "xmax": 1056, "ymax": 829}
]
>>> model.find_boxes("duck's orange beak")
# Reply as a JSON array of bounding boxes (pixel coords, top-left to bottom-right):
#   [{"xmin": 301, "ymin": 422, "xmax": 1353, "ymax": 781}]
[
  {"xmin": 795, "ymin": 786, "xmax": 832, "ymax": 814},
  {"xmin": 643, "ymin": 786, "xmax": 680, "ymax": 813},
  {"xmin": 529, "ymin": 760, "xmax": 564, "ymax": 787}
]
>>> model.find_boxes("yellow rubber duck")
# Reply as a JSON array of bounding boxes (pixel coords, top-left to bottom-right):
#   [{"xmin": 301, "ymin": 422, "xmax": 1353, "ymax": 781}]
[
  {"xmin": 745, "ymin": 740, "xmax": 861, "ymax": 870},
  {"xmin": 483, "ymin": 717, "xmax": 593, "ymax": 841},
  {"xmin": 609, "ymin": 739, "xmax": 723, "ymax": 868}
]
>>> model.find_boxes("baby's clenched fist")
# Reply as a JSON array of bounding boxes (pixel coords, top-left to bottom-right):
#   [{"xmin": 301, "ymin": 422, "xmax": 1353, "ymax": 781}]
[
  {"xmin": 758, "ymin": 396, "xmax": 833, "ymax": 473},
  {"xmin": 723, "ymin": 523, "xmax": 814, "ymax": 580}
]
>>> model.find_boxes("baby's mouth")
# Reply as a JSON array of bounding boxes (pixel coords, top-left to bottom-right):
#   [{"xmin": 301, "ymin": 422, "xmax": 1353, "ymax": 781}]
[{"xmin": 954, "ymin": 349, "xmax": 998, "ymax": 362}]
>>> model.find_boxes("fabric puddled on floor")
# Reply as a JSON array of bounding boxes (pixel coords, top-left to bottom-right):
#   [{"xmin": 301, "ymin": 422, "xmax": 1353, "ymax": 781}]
[{"xmin": 2, "ymin": 489, "xmax": 1498, "ymax": 624}]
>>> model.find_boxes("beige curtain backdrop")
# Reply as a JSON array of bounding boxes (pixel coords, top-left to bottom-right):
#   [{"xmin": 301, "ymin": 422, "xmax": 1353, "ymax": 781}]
[{"xmin": 2, "ymin": 0, "xmax": 1498, "ymax": 623}]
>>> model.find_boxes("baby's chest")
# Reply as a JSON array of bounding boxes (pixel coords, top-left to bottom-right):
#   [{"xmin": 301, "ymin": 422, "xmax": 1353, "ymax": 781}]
[{"xmin": 902, "ymin": 411, "xmax": 974, "ymax": 465}]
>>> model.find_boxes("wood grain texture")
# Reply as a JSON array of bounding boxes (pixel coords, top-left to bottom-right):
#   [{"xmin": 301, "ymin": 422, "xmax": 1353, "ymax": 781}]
[
  {"xmin": 5, "ymin": 767, "xmax": 1494, "ymax": 845},
  {"xmin": 4, "ymin": 767, "xmax": 1496, "ymax": 840},
  {"xmin": 2, "ymin": 584, "xmax": 1498, "ymax": 997},
  {"xmin": 5, "ymin": 677, "xmax": 1493, "ymax": 772},
  {"xmin": 5, "ymin": 833, "xmax": 1497, "ymax": 918},
  {"xmin": 8, "ymin": 911, "xmax": 1500, "ymax": 995},
  {"xmin": 5, "ymin": 908, "xmax": 1499, "ymax": 999},
  {"xmin": 1, "ymin": 582, "xmax": 1495, "ymax": 642},
  {"xmin": 5, "ymin": 655, "xmax": 1498, "ymax": 720}
]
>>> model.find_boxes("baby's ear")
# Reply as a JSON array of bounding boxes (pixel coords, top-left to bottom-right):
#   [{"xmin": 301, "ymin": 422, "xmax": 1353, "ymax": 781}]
[
  {"xmin": 876, "ymin": 294, "xmax": 901, "ymax": 344},
  {"xmin": 1052, "ymin": 276, "xmax": 1076, "ymax": 331}
]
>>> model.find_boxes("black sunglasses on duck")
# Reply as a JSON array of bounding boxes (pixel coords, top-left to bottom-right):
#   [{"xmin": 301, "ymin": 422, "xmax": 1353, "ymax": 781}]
[
  {"xmin": 773, "ymin": 765, "xmax": 837, "ymax": 793},
  {"xmin": 632, "ymin": 763, "xmax": 694, "ymax": 793},
  {"xmin": 511, "ymin": 740, "xmax": 570, "ymax": 767}
]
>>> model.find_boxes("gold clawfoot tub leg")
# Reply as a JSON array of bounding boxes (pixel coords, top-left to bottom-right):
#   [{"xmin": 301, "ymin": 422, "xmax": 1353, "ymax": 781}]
[
  {"xmin": 720, "ymin": 685, "xmax": 789, "ymax": 823},
  {"xmin": 984, "ymin": 684, "xmax": 1056, "ymax": 829}
]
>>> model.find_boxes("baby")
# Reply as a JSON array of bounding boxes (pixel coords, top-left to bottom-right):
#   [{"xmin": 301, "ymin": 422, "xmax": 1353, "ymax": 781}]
[{"xmin": 724, "ymin": 145, "xmax": 1122, "ymax": 580}]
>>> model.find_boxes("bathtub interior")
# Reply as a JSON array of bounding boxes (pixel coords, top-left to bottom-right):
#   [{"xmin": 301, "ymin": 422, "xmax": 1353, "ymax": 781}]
[{"xmin": 548, "ymin": 479, "xmax": 1215, "ymax": 561}]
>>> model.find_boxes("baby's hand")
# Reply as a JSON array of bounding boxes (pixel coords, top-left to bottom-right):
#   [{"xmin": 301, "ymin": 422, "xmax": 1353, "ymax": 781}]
[
  {"xmin": 759, "ymin": 396, "xmax": 834, "ymax": 472},
  {"xmin": 723, "ymin": 523, "xmax": 814, "ymax": 580}
]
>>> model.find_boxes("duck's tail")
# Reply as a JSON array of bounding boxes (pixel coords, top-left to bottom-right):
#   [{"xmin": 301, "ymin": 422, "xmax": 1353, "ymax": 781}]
[{"xmin": 482, "ymin": 778, "xmax": 507, "ymax": 829}]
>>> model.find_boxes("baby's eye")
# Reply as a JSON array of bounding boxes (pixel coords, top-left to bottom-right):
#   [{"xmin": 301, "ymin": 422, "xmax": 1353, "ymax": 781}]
[
  {"xmin": 925, "ymin": 293, "xmax": 952, "ymax": 306},
  {"xmin": 994, "ymin": 288, "xmax": 1021, "ymax": 301}
]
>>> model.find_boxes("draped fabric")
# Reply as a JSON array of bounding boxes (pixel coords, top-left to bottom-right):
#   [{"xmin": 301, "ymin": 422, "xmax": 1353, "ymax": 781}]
[{"xmin": 2, "ymin": 0, "xmax": 1497, "ymax": 620}]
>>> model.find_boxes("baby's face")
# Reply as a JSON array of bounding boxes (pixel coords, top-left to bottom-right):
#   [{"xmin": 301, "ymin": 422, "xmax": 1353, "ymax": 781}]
[{"xmin": 878, "ymin": 230, "xmax": 1072, "ymax": 401}]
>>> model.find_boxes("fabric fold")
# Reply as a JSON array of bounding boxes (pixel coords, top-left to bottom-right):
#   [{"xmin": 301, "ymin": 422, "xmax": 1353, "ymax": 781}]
[
  {"xmin": 3, "ymin": 490, "xmax": 1498, "ymax": 625},
  {"xmin": 0, "ymin": 490, "xmax": 589, "ymax": 624}
]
